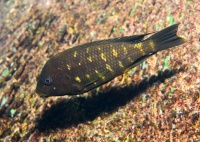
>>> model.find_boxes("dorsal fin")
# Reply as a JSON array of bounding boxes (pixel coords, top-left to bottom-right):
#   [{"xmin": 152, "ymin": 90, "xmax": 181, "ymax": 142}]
[{"xmin": 75, "ymin": 33, "xmax": 151, "ymax": 49}]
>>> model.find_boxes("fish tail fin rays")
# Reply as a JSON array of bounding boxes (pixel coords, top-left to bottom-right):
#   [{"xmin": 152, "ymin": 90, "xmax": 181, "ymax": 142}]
[{"xmin": 147, "ymin": 24, "xmax": 187, "ymax": 52}]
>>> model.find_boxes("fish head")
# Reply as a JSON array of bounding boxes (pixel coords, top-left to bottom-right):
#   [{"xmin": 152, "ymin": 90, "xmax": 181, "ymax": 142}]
[{"xmin": 36, "ymin": 60, "xmax": 72, "ymax": 97}]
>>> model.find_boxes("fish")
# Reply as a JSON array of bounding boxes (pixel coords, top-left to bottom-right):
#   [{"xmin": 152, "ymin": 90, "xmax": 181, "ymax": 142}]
[{"xmin": 36, "ymin": 24, "xmax": 186, "ymax": 97}]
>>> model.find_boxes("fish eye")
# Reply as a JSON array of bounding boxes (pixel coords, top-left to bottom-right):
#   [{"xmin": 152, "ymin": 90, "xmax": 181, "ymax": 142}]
[{"xmin": 44, "ymin": 76, "xmax": 52, "ymax": 86}]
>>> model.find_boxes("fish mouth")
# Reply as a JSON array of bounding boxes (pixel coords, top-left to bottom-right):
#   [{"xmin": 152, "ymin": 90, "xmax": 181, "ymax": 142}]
[{"xmin": 35, "ymin": 89, "xmax": 49, "ymax": 97}]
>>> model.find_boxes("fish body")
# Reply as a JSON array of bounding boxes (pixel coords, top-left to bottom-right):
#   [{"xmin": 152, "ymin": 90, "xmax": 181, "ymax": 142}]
[{"xmin": 36, "ymin": 24, "xmax": 186, "ymax": 97}]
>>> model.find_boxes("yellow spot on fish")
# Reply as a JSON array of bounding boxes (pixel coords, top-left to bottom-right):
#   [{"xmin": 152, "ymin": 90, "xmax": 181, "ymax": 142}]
[
  {"xmin": 78, "ymin": 62, "xmax": 81, "ymax": 66},
  {"xmin": 112, "ymin": 49, "xmax": 118, "ymax": 57},
  {"xmin": 86, "ymin": 48, "xmax": 90, "ymax": 53},
  {"xmin": 134, "ymin": 43, "xmax": 142, "ymax": 49},
  {"xmin": 86, "ymin": 74, "xmax": 91, "ymax": 79},
  {"xmin": 101, "ymin": 76, "xmax": 105, "ymax": 80},
  {"xmin": 95, "ymin": 70, "xmax": 105, "ymax": 80},
  {"xmin": 94, "ymin": 82, "xmax": 97, "ymax": 85},
  {"xmin": 101, "ymin": 53, "xmax": 106, "ymax": 61},
  {"xmin": 75, "ymin": 76, "xmax": 81, "ymax": 82},
  {"xmin": 98, "ymin": 47, "xmax": 101, "ymax": 50},
  {"xmin": 106, "ymin": 64, "xmax": 113, "ymax": 72},
  {"xmin": 149, "ymin": 40, "xmax": 155, "ymax": 51},
  {"xmin": 87, "ymin": 56, "xmax": 92, "ymax": 62},
  {"xmin": 123, "ymin": 47, "xmax": 127, "ymax": 54},
  {"xmin": 127, "ymin": 57, "xmax": 133, "ymax": 62},
  {"xmin": 74, "ymin": 51, "xmax": 78, "ymax": 57},
  {"xmin": 118, "ymin": 61, "xmax": 124, "ymax": 68},
  {"xmin": 134, "ymin": 43, "xmax": 145, "ymax": 55},
  {"xmin": 66, "ymin": 64, "xmax": 71, "ymax": 70}
]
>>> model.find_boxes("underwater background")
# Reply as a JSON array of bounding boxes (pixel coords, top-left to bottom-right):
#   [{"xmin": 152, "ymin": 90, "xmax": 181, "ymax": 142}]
[{"xmin": 0, "ymin": 0, "xmax": 199, "ymax": 141}]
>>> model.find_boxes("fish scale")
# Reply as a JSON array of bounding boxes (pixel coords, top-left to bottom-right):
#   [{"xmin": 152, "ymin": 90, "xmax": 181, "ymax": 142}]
[{"xmin": 36, "ymin": 24, "xmax": 186, "ymax": 97}]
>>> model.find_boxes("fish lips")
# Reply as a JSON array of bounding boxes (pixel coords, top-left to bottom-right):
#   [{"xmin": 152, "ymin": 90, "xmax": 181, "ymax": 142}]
[{"xmin": 35, "ymin": 88, "xmax": 49, "ymax": 97}]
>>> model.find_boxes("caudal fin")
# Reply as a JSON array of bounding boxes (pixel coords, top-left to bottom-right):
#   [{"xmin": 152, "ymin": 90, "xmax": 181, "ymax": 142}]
[{"xmin": 148, "ymin": 24, "xmax": 186, "ymax": 52}]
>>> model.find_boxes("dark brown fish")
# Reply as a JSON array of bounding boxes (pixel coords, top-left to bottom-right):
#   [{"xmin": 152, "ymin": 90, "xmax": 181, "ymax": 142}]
[{"xmin": 36, "ymin": 24, "xmax": 186, "ymax": 97}]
